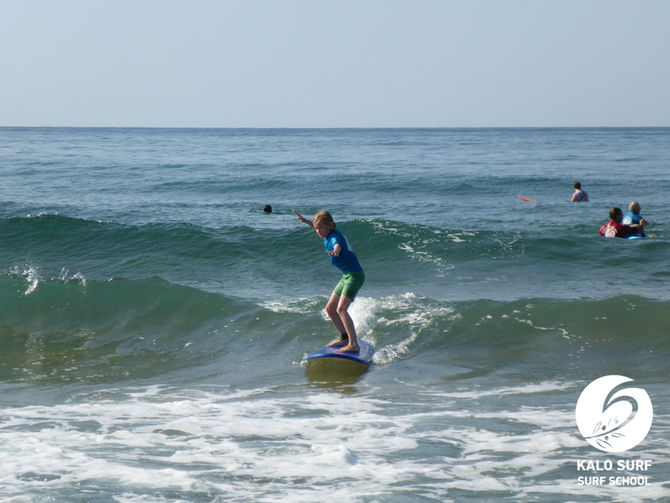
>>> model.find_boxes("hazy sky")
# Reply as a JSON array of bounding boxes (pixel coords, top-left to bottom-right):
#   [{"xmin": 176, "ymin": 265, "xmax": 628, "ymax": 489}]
[{"xmin": 2, "ymin": 0, "xmax": 669, "ymax": 127}]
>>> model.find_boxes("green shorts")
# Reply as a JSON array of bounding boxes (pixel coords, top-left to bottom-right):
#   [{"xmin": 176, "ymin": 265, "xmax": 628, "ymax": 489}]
[{"xmin": 333, "ymin": 271, "xmax": 365, "ymax": 301}]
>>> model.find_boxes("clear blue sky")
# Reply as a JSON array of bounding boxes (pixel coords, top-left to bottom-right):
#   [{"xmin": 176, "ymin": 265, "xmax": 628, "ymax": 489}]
[{"xmin": 2, "ymin": 0, "xmax": 669, "ymax": 127}]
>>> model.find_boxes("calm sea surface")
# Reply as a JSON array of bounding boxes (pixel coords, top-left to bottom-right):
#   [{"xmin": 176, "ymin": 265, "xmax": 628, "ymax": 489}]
[{"xmin": 0, "ymin": 127, "xmax": 669, "ymax": 502}]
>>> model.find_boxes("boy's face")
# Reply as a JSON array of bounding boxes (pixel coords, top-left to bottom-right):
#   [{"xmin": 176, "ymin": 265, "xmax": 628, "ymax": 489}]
[{"xmin": 314, "ymin": 222, "xmax": 331, "ymax": 238}]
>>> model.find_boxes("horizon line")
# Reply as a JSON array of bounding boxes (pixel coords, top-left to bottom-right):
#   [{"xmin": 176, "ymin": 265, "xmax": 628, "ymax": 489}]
[{"xmin": 2, "ymin": 124, "xmax": 670, "ymax": 130}]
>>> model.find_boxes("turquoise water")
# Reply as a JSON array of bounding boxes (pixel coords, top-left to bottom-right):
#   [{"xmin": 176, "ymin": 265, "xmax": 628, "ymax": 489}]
[{"xmin": 0, "ymin": 127, "xmax": 669, "ymax": 501}]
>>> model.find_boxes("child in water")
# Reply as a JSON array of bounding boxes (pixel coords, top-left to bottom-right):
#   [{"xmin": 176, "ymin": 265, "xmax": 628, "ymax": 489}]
[
  {"xmin": 623, "ymin": 201, "xmax": 648, "ymax": 236},
  {"xmin": 292, "ymin": 209, "xmax": 365, "ymax": 353}
]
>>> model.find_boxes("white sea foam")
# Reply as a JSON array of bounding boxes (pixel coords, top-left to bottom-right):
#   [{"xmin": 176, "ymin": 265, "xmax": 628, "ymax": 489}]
[
  {"xmin": 347, "ymin": 293, "xmax": 457, "ymax": 365},
  {"xmin": 260, "ymin": 297, "xmax": 322, "ymax": 314},
  {"xmin": 1, "ymin": 383, "xmax": 667, "ymax": 502},
  {"xmin": 6, "ymin": 264, "xmax": 88, "ymax": 296},
  {"xmin": 8, "ymin": 264, "xmax": 41, "ymax": 295},
  {"xmin": 58, "ymin": 267, "xmax": 88, "ymax": 286},
  {"xmin": 398, "ymin": 240, "xmax": 454, "ymax": 276}
]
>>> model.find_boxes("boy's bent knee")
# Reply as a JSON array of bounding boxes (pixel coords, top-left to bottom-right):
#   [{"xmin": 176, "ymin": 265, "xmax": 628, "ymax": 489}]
[
  {"xmin": 336, "ymin": 300, "xmax": 352, "ymax": 316},
  {"xmin": 326, "ymin": 298, "xmax": 339, "ymax": 313}
]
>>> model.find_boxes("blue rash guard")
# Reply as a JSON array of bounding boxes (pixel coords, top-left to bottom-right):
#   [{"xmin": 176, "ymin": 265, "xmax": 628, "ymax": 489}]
[
  {"xmin": 622, "ymin": 211, "xmax": 642, "ymax": 225},
  {"xmin": 323, "ymin": 230, "xmax": 363, "ymax": 274},
  {"xmin": 623, "ymin": 211, "xmax": 646, "ymax": 236}
]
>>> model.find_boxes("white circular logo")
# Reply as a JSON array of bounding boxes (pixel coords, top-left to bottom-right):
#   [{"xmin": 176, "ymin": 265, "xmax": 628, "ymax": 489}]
[{"xmin": 576, "ymin": 375, "xmax": 653, "ymax": 452}]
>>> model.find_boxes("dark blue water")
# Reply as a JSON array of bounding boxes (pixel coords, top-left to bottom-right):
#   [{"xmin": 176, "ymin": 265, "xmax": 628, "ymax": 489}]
[{"xmin": 0, "ymin": 127, "xmax": 668, "ymax": 502}]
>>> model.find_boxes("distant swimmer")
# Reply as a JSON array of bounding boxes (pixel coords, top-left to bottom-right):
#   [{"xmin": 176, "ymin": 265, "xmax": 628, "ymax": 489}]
[
  {"xmin": 623, "ymin": 201, "xmax": 649, "ymax": 237},
  {"xmin": 263, "ymin": 204, "xmax": 273, "ymax": 213},
  {"xmin": 599, "ymin": 207, "xmax": 645, "ymax": 238},
  {"xmin": 571, "ymin": 182, "xmax": 589, "ymax": 202}
]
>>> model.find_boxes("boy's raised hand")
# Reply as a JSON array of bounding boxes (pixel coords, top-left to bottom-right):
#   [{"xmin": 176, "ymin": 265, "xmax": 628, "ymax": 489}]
[{"xmin": 293, "ymin": 209, "xmax": 314, "ymax": 228}]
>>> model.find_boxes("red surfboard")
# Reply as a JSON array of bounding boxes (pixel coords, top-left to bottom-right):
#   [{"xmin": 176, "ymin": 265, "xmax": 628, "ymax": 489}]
[{"xmin": 517, "ymin": 195, "xmax": 536, "ymax": 203}]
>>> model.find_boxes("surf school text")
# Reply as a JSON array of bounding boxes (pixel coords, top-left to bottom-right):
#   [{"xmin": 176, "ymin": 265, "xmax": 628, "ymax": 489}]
[{"xmin": 576, "ymin": 459, "xmax": 652, "ymax": 487}]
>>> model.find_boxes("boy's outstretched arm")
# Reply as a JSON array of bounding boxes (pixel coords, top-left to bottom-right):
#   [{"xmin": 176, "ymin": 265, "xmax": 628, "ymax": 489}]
[
  {"xmin": 326, "ymin": 244, "xmax": 341, "ymax": 257},
  {"xmin": 292, "ymin": 209, "xmax": 314, "ymax": 228}
]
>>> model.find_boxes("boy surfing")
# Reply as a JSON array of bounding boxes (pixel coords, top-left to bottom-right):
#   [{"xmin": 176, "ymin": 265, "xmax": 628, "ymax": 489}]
[{"xmin": 292, "ymin": 209, "xmax": 365, "ymax": 353}]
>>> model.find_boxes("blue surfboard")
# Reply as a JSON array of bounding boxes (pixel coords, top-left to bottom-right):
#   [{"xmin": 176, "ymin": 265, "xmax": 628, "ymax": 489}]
[
  {"xmin": 306, "ymin": 340, "xmax": 375, "ymax": 365},
  {"xmin": 626, "ymin": 235, "xmax": 647, "ymax": 240}
]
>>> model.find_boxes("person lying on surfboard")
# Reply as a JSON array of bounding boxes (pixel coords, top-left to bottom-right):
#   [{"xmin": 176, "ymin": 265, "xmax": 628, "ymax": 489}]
[
  {"xmin": 292, "ymin": 209, "xmax": 364, "ymax": 353},
  {"xmin": 599, "ymin": 207, "xmax": 645, "ymax": 238}
]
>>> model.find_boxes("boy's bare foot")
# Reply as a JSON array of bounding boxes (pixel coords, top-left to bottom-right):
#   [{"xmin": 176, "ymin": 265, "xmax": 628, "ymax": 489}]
[
  {"xmin": 327, "ymin": 335, "xmax": 348, "ymax": 348},
  {"xmin": 337, "ymin": 343, "xmax": 360, "ymax": 354}
]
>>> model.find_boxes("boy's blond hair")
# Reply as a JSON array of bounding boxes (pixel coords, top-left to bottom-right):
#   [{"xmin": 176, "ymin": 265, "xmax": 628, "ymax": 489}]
[
  {"xmin": 313, "ymin": 211, "xmax": 336, "ymax": 232},
  {"xmin": 629, "ymin": 201, "xmax": 640, "ymax": 213}
]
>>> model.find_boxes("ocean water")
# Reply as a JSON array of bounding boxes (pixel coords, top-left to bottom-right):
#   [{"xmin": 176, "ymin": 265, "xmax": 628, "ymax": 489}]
[{"xmin": 0, "ymin": 127, "xmax": 668, "ymax": 502}]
